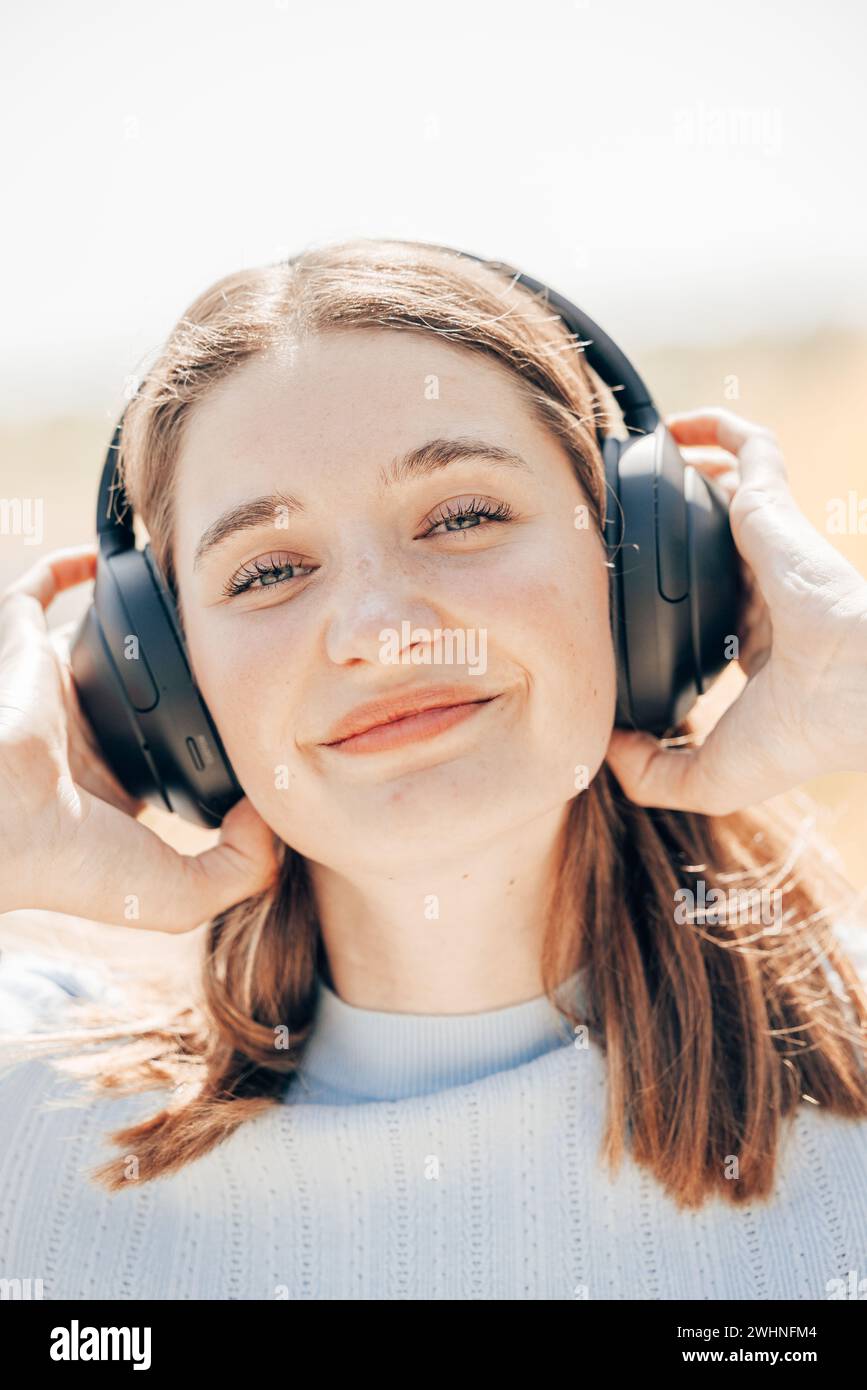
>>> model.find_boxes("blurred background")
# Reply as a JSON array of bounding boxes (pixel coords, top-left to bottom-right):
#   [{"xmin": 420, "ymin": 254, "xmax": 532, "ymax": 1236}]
[{"xmin": 1, "ymin": 0, "xmax": 865, "ymax": 981}]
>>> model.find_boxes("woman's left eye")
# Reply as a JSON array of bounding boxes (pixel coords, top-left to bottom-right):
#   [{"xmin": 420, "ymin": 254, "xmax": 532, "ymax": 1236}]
[{"xmin": 420, "ymin": 496, "xmax": 515, "ymax": 537}]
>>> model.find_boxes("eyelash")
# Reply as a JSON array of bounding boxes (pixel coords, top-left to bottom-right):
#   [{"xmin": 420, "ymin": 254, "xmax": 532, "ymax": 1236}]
[{"xmin": 222, "ymin": 496, "xmax": 516, "ymax": 599}]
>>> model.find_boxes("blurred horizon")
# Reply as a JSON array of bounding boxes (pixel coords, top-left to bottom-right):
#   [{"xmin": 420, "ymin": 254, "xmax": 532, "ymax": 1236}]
[{"xmin": 2, "ymin": 0, "xmax": 867, "ymax": 416}]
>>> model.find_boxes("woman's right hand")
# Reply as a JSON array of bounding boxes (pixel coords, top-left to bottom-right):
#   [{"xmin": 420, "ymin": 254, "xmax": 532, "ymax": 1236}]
[{"xmin": 0, "ymin": 545, "xmax": 280, "ymax": 932}]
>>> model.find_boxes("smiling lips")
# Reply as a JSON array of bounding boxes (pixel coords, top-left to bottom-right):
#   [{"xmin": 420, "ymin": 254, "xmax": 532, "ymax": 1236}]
[{"xmin": 320, "ymin": 684, "xmax": 499, "ymax": 754}]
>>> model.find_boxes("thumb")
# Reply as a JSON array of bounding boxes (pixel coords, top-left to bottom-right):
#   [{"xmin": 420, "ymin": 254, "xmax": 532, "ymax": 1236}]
[
  {"xmin": 178, "ymin": 795, "xmax": 282, "ymax": 929},
  {"xmin": 54, "ymin": 792, "xmax": 282, "ymax": 932},
  {"xmin": 604, "ymin": 727, "xmax": 730, "ymax": 815}
]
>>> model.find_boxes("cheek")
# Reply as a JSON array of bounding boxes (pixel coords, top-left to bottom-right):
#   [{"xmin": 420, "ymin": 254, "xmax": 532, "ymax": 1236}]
[
  {"xmin": 534, "ymin": 578, "xmax": 614, "ymax": 699},
  {"xmin": 502, "ymin": 550, "xmax": 616, "ymax": 772},
  {"xmin": 479, "ymin": 535, "xmax": 613, "ymax": 684},
  {"xmin": 184, "ymin": 616, "xmax": 291, "ymax": 783}
]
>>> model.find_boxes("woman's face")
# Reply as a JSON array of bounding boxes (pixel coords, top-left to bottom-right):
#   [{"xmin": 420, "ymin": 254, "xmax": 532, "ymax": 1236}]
[{"xmin": 173, "ymin": 328, "xmax": 616, "ymax": 870}]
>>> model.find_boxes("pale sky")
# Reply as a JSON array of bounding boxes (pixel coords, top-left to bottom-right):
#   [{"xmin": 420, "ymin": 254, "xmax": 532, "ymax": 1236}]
[{"xmin": 1, "ymin": 0, "xmax": 865, "ymax": 418}]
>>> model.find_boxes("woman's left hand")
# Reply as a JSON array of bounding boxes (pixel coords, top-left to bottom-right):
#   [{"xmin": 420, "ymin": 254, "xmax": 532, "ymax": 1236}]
[{"xmin": 605, "ymin": 407, "xmax": 867, "ymax": 815}]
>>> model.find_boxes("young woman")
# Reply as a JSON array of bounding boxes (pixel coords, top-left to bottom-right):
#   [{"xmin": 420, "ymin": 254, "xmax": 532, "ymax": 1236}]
[{"xmin": 1, "ymin": 238, "xmax": 866, "ymax": 1301}]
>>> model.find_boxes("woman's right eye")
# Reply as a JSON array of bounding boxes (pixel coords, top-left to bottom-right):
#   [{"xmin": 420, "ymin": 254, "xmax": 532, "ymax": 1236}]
[{"xmin": 223, "ymin": 552, "xmax": 314, "ymax": 599}]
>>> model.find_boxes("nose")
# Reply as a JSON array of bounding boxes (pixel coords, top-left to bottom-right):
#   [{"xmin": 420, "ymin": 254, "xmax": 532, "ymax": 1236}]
[{"xmin": 322, "ymin": 545, "xmax": 444, "ymax": 669}]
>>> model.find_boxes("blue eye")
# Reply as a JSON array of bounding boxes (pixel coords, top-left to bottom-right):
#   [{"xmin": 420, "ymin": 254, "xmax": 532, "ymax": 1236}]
[
  {"xmin": 422, "ymin": 497, "xmax": 515, "ymax": 536},
  {"xmin": 223, "ymin": 553, "xmax": 312, "ymax": 599},
  {"xmin": 224, "ymin": 498, "xmax": 516, "ymax": 600}
]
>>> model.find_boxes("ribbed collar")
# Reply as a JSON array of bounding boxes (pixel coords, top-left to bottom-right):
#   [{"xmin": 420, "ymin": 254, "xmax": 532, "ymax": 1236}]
[{"xmin": 294, "ymin": 969, "xmax": 586, "ymax": 1102}]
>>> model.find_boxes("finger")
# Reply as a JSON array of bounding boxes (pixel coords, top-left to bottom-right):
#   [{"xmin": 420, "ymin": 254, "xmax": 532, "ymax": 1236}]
[
  {"xmin": 186, "ymin": 797, "xmax": 282, "ymax": 928},
  {"xmin": 674, "ymin": 440, "xmax": 742, "ymax": 508},
  {"xmin": 665, "ymin": 409, "xmax": 789, "ymax": 489},
  {"xmin": 2, "ymin": 545, "xmax": 98, "ymax": 630},
  {"xmin": 694, "ymin": 463, "xmax": 740, "ymax": 504},
  {"xmin": 0, "ymin": 547, "xmax": 99, "ymax": 745},
  {"xmin": 676, "ymin": 445, "xmax": 738, "ymax": 477},
  {"xmin": 42, "ymin": 791, "xmax": 281, "ymax": 933},
  {"xmin": 49, "ymin": 615, "xmax": 82, "ymax": 644},
  {"xmin": 606, "ymin": 633, "xmax": 836, "ymax": 813},
  {"xmin": 667, "ymin": 409, "xmax": 863, "ymax": 617},
  {"xmin": 0, "ymin": 607, "xmax": 70, "ymax": 757},
  {"xmin": 605, "ymin": 727, "xmax": 718, "ymax": 813},
  {"xmin": 605, "ymin": 712, "xmax": 776, "ymax": 817}
]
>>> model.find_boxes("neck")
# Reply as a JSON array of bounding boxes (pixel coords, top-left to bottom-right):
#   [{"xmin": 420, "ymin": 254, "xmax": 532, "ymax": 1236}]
[
  {"xmin": 306, "ymin": 801, "xmax": 570, "ymax": 1013},
  {"xmin": 295, "ymin": 964, "xmax": 585, "ymax": 1102}
]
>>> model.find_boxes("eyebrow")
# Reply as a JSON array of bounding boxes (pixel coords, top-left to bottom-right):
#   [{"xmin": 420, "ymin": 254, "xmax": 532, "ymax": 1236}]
[{"xmin": 192, "ymin": 437, "xmax": 533, "ymax": 570}]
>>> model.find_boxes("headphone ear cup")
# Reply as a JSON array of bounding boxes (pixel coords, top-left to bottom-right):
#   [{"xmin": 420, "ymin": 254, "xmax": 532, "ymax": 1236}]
[
  {"xmin": 603, "ymin": 424, "xmax": 739, "ymax": 734},
  {"xmin": 69, "ymin": 564, "xmax": 171, "ymax": 811},
  {"xmin": 602, "ymin": 434, "xmax": 633, "ymax": 728},
  {"xmin": 135, "ymin": 546, "xmax": 243, "ymax": 826},
  {"xmin": 70, "ymin": 545, "xmax": 243, "ymax": 828},
  {"xmin": 684, "ymin": 463, "xmax": 740, "ymax": 696}
]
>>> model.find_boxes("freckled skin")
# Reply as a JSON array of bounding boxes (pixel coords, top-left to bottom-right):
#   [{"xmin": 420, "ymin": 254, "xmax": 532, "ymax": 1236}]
[{"xmin": 173, "ymin": 328, "xmax": 617, "ymax": 875}]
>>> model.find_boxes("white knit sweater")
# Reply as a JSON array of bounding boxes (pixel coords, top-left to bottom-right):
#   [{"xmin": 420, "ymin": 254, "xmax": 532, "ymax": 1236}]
[{"xmin": 0, "ymin": 947, "xmax": 865, "ymax": 1301}]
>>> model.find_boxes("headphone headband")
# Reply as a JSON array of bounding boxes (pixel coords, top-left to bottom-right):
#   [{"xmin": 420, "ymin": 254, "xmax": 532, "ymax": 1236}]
[
  {"xmin": 97, "ymin": 420, "xmax": 135, "ymax": 556},
  {"xmin": 98, "ymin": 243, "xmax": 660, "ymax": 557},
  {"xmin": 411, "ymin": 243, "xmax": 660, "ymax": 439}
]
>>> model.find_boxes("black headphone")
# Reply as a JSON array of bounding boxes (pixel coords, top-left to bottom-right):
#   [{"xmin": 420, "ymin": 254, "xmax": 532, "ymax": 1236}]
[{"xmin": 69, "ymin": 243, "xmax": 739, "ymax": 828}]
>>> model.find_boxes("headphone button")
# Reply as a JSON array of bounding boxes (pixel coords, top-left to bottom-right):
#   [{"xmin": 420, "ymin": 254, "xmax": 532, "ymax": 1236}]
[
  {"xmin": 186, "ymin": 736, "xmax": 206, "ymax": 773},
  {"xmin": 122, "ymin": 650, "xmax": 160, "ymax": 712}
]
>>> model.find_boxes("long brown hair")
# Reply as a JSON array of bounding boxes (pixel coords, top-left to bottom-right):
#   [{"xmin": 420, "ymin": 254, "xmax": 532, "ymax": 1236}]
[{"xmin": 4, "ymin": 237, "xmax": 866, "ymax": 1207}]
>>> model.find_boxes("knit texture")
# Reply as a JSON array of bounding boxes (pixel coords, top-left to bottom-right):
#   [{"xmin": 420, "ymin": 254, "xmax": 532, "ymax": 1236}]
[{"xmin": 0, "ymin": 947, "xmax": 865, "ymax": 1300}]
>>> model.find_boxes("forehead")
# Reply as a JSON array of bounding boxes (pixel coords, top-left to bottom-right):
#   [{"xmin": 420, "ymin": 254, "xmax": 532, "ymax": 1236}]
[{"xmin": 175, "ymin": 328, "xmax": 544, "ymax": 488}]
